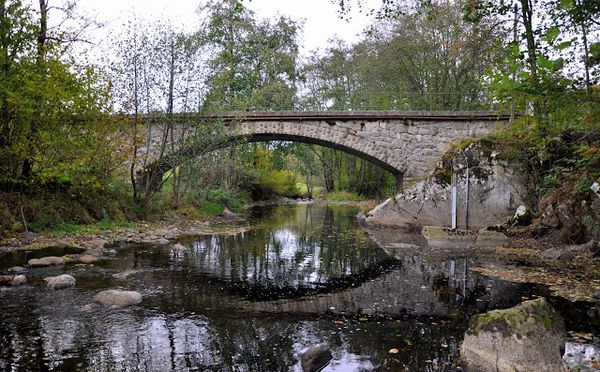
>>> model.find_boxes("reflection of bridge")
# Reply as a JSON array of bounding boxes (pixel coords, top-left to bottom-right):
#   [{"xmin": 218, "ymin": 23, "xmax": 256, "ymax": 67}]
[{"xmin": 136, "ymin": 111, "xmax": 510, "ymax": 192}]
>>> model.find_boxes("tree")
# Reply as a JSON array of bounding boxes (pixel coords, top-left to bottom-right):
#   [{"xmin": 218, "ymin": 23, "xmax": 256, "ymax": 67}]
[
  {"xmin": 0, "ymin": 0, "xmax": 119, "ymax": 191},
  {"xmin": 198, "ymin": 0, "xmax": 300, "ymax": 112}
]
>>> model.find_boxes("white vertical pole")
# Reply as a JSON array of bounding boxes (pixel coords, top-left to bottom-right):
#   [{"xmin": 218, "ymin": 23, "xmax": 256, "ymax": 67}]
[
  {"xmin": 451, "ymin": 173, "xmax": 457, "ymax": 230},
  {"xmin": 465, "ymin": 167, "xmax": 469, "ymax": 230}
]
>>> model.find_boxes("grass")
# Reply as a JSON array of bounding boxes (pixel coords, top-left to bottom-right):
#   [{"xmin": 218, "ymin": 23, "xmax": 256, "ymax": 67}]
[{"xmin": 47, "ymin": 220, "xmax": 136, "ymax": 237}]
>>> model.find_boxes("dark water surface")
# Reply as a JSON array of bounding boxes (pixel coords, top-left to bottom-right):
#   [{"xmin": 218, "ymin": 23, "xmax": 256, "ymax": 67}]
[{"xmin": 0, "ymin": 204, "xmax": 598, "ymax": 371}]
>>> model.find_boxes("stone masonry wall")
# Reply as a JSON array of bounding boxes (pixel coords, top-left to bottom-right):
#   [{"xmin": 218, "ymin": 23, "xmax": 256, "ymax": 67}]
[{"xmin": 140, "ymin": 115, "xmax": 502, "ymax": 180}]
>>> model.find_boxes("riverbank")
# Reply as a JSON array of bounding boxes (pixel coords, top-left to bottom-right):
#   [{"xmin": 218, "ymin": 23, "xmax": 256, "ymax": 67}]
[{"xmin": 0, "ymin": 198, "xmax": 380, "ymax": 253}]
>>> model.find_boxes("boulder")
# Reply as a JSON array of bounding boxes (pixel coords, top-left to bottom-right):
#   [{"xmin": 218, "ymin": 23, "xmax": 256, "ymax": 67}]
[
  {"xmin": 299, "ymin": 346, "xmax": 333, "ymax": 372},
  {"xmin": 221, "ymin": 207, "xmax": 238, "ymax": 218},
  {"xmin": 361, "ymin": 165, "xmax": 525, "ymax": 229},
  {"xmin": 94, "ymin": 289, "xmax": 142, "ymax": 307},
  {"xmin": 460, "ymin": 297, "xmax": 565, "ymax": 372},
  {"xmin": 79, "ymin": 254, "xmax": 99, "ymax": 264},
  {"xmin": 0, "ymin": 275, "xmax": 14, "ymax": 285},
  {"xmin": 28, "ymin": 256, "xmax": 65, "ymax": 267},
  {"xmin": 421, "ymin": 226, "xmax": 477, "ymax": 248},
  {"xmin": 541, "ymin": 248, "xmax": 574, "ymax": 261},
  {"xmin": 11, "ymin": 275, "xmax": 27, "ymax": 286},
  {"xmin": 170, "ymin": 243, "xmax": 187, "ymax": 252},
  {"xmin": 44, "ymin": 274, "xmax": 76, "ymax": 290},
  {"xmin": 84, "ymin": 239, "xmax": 108, "ymax": 250},
  {"xmin": 567, "ymin": 239, "xmax": 598, "ymax": 258},
  {"xmin": 8, "ymin": 266, "xmax": 27, "ymax": 273}
]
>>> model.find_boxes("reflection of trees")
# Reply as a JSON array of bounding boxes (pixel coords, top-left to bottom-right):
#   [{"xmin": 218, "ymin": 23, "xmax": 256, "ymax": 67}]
[{"xmin": 181, "ymin": 205, "xmax": 393, "ymax": 298}]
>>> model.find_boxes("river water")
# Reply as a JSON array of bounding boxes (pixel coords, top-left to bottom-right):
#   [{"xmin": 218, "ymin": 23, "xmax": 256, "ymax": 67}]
[{"xmin": 0, "ymin": 204, "xmax": 598, "ymax": 371}]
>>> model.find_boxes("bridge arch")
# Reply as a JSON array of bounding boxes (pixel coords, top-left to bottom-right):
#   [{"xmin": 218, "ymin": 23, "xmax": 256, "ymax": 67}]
[{"xmin": 135, "ymin": 111, "xmax": 507, "ymax": 193}]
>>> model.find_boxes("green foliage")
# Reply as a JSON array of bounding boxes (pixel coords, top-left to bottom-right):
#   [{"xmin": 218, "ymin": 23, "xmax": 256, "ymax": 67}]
[{"xmin": 324, "ymin": 191, "xmax": 363, "ymax": 202}]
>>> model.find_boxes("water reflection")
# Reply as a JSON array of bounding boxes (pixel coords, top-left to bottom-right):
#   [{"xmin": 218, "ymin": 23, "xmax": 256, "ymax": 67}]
[
  {"xmin": 180, "ymin": 205, "xmax": 392, "ymax": 288},
  {"xmin": 0, "ymin": 204, "xmax": 598, "ymax": 371}
]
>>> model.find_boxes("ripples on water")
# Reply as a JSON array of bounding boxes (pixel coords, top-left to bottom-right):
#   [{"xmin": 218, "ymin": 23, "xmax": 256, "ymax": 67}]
[{"xmin": 0, "ymin": 204, "xmax": 598, "ymax": 371}]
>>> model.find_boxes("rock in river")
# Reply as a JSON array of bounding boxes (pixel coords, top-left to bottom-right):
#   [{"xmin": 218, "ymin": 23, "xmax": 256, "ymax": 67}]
[
  {"xmin": 299, "ymin": 346, "xmax": 333, "ymax": 372},
  {"xmin": 84, "ymin": 238, "xmax": 108, "ymax": 250},
  {"xmin": 11, "ymin": 275, "xmax": 27, "ymax": 286},
  {"xmin": 94, "ymin": 289, "xmax": 143, "ymax": 307},
  {"xmin": 44, "ymin": 274, "xmax": 76, "ymax": 290},
  {"xmin": 460, "ymin": 297, "xmax": 565, "ymax": 372},
  {"xmin": 170, "ymin": 243, "xmax": 187, "ymax": 252},
  {"xmin": 0, "ymin": 275, "xmax": 14, "ymax": 285},
  {"xmin": 78, "ymin": 254, "xmax": 99, "ymax": 264},
  {"xmin": 8, "ymin": 266, "xmax": 27, "ymax": 273},
  {"xmin": 28, "ymin": 256, "xmax": 65, "ymax": 267}
]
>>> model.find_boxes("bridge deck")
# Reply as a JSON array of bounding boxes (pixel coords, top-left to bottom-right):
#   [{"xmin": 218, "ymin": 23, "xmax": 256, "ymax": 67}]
[{"xmin": 131, "ymin": 111, "xmax": 513, "ymax": 122}]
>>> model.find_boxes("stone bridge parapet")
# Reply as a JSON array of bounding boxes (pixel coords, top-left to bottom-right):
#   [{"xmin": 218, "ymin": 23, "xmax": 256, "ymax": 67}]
[{"xmin": 134, "ymin": 111, "xmax": 510, "ymax": 192}]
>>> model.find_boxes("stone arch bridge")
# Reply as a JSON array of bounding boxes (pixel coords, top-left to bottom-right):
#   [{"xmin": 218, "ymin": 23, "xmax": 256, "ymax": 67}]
[{"xmin": 135, "ymin": 111, "xmax": 509, "ymax": 192}]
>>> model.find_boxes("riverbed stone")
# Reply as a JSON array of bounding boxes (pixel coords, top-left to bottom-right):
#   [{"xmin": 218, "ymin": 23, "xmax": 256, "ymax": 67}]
[
  {"xmin": 299, "ymin": 346, "xmax": 333, "ymax": 372},
  {"xmin": 84, "ymin": 239, "xmax": 108, "ymax": 250},
  {"xmin": 112, "ymin": 270, "xmax": 143, "ymax": 280},
  {"xmin": 94, "ymin": 289, "xmax": 143, "ymax": 307},
  {"xmin": 78, "ymin": 254, "xmax": 99, "ymax": 264},
  {"xmin": 421, "ymin": 226, "xmax": 477, "ymax": 248},
  {"xmin": 170, "ymin": 243, "xmax": 187, "ymax": 252},
  {"xmin": 44, "ymin": 274, "xmax": 76, "ymax": 290},
  {"xmin": 8, "ymin": 266, "xmax": 27, "ymax": 273},
  {"xmin": 11, "ymin": 275, "xmax": 27, "ymax": 286},
  {"xmin": 28, "ymin": 256, "xmax": 65, "ymax": 267},
  {"xmin": 460, "ymin": 297, "xmax": 566, "ymax": 372},
  {"xmin": 541, "ymin": 247, "xmax": 575, "ymax": 260},
  {"xmin": 568, "ymin": 239, "xmax": 598, "ymax": 258},
  {"xmin": 0, "ymin": 275, "xmax": 14, "ymax": 285}
]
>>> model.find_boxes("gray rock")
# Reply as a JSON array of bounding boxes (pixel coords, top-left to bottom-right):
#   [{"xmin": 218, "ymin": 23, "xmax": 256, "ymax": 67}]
[
  {"xmin": 300, "ymin": 346, "xmax": 333, "ymax": 372},
  {"xmin": 78, "ymin": 254, "xmax": 99, "ymax": 264},
  {"xmin": 11, "ymin": 275, "xmax": 27, "ymax": 286},
  {"xmin": 85, "ymin": 248, "xmax": 105, "ymax": 258},
  {"xmin": 567, "ymin": 239, "xmax": 597, "ymax": 258},
  {"xmin": 84, "ymin": 239, "xmax": 108, "ymax": 250},
  {"xmin": 221, "ymin": 208, "xmax": 238, "ymax": 218},
  {"xmin": 94, "ymin": 289, "xmax": 142, "ymax": 307},
  {"xmin": 8, "ymin": 266, "xmax": 26, "ymax": 273},
  {"xmin": 170, "ymin": 243, "xmax": 187, "ymax": 252},
  {"xmin": 540, "ymin": 204, "xmax": 561, "ymax": 228},
  {"xmin": 25, "ymin": 231, "xmax": 40, "ymax": 239},
  {"xmin": 112, "ymin": 270, "xmax": 142, "ymax": 280},
  {"xmin": 28, "ymin": 256, "xmax": 65, "ymax": 267},
  {"xmin": 362, "ymin": 165, "xmax": 525, "ymax": 229},
  {"xmin": 460, "ymin": 297, "xmax": 565, "ymax": 372},
  {"xmin": 44, "ymin": 274, "xmax": 76, "ymax": 290},
  {"xmin": 0, "ymin": 275, "xmax": 14, "ymax": 285},
  {"xmin": 541, "ymin": 248, "xmax": 575, "ymax": 260}
]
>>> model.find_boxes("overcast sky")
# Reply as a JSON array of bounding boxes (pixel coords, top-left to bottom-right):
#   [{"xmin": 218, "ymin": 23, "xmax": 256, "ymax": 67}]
[{"xmin": 75, "ymin": 0, "xmax": 371, "ymax": 55}]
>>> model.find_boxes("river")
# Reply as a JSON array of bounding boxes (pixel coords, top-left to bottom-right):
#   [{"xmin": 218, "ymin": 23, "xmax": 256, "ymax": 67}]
[{"xmin": 0, "ymin": 204, "xmax": 598, "ymax": 371}]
